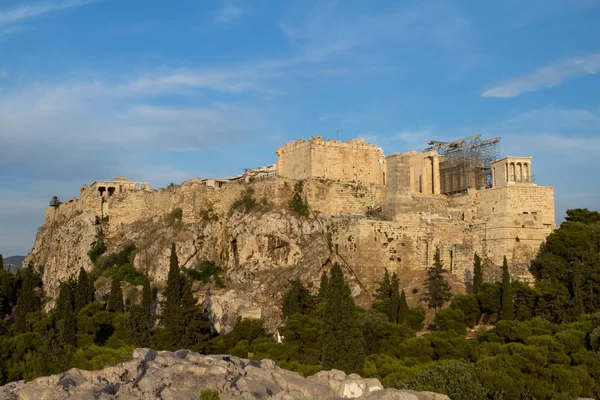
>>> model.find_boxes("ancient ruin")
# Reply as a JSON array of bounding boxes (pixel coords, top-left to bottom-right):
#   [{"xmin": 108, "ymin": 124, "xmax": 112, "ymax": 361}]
[{"xmin": 28, "ymin": 134, "xmax": 555, "ymax": 321}]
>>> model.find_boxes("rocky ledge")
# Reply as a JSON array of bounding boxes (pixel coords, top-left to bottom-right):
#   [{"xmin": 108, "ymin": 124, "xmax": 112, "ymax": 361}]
[{"xmin": 0, "ymin": 348, "xmax": 449, "ymax": 400}]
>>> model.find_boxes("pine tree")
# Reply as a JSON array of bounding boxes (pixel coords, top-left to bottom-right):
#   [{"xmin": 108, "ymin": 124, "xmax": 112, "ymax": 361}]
[
  {"xmin": 75, "ymin": 267, "xmax": 94, "ymax": 314},
  {"xmin": 282, "ymin": 280, "xmax": 315, "ymax": 318},
  {"xmin": 472, "ymin": 253, "xmax": 483, "ymax": 295},
  {"xmin": 13, "ymin": 267, "xmax": 41, "ymax": 333},
  {"xmin": 322, "ymin": 263, "xmax": 365, "ymax": 373},
  {"xmin": 56, "ymin": 280, "xmax": 77, "ymax": 346},
  {"xmin": 398, "ymin": 289, "xmax": 409, "ymax": 324},
  {"xmin": 501, "ymin": 256, "xmax": 514, "ymax": 320},
  {"xmin": 390, "ymin": 273, "xmax": 400, "ymax": 323},
  {"xmin": 107, "ymin": 275, "xmax": 124, "ymax": 313},
  {"xmin": 424, "ymin": 249, "xmax": 452, "ymax": 311},
  {"xmin": 375, "ymin": 269, "xmax": 392, "ymax": 300},
  {"xmin": 179, "ymin": 277, "xmax": 212, "ymax": 352},
  {"xmin": 317, "ymin": 270, "xmax": 329, "ymax": 303}
]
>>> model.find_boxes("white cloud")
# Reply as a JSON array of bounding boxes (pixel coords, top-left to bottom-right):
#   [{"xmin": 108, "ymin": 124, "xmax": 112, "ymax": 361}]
[
  {"xmin": 482, "ymin": 52, "xmax": 600, "ymax": 98},
  {"xmin": 214, "ymin": 1, "xmax": 245, "ymax": 24},
  {"xmin": 0, "ymin": 0, "xmax": 100, "ymax": 27}
]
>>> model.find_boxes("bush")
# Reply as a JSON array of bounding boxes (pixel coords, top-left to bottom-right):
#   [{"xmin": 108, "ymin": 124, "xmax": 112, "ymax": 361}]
[
  {"xmin": 289, "ymin": 181, "xmax": 309, "ymax": 216},
  {"xmin": 403, "ymin": 360, "xmax": 488, "ymax": 400},
  {"xmin": 185, "ymin": 260, "xmax": 225, "ymax": 287},
  {"xmin": 433, "ymin": 308, "xmax": 468, "ymax": 333},
  {"xmin": 166, "ymin": 208, "xmax": 183, "ymax": 225},
  {"xmin": 108, "ymin": 263, "xmax": 143, "ymax": 286},
  {"xmin": 199, "ymin": 389, "xmax": 220, "ymax": 400},
  {"xmin": 450, "ymin": 294, "xmax": 481, "ymax": 327},
  {"xmin": 88, "ymin": 239, "xmax": 107, "ymax": 263},
  {"xmin": 230, "ymin": 187, "xmax": 256, "ymax": 214}
]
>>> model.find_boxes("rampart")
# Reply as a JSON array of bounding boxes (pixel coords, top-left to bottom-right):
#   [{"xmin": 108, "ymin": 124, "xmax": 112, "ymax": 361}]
[
  {"xmin": 276, "ymin": 136, "xmax": 386, "ymax": 185},
  {"xmin": 42, "ymin": 135, "xmax": 555, "ymax": 289}
]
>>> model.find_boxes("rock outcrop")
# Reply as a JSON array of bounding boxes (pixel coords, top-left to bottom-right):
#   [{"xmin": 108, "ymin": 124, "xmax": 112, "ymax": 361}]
[{"xmin": 0, "ymin": 348, "xmax": 449, "ymax": 400}]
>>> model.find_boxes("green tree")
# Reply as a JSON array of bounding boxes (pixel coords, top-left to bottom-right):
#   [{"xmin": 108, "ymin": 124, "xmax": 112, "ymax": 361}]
[
  {"xmin": 472, "ymin": 253, "xmax": 483, "ymax": 295},
  {"xmin": 56, "ymin": 280, "xmax": 77, "ymax": 346},
  {"xmin": 141, "ymin": 276, "xmax": 154, "ymax": 327},
  {"xmin": 164, "ymin": 243, "xmax": 182, "ymax": 334},
  {"xmin": 424, "ymin": 249, "xmax": 452, "ymax": 311},
  {"xmin": 75, "ymin": 267, "xmax": 94, "ymax": 314},
  {"xmin": 107, "ymin": 275, "xmax": 123, "ymax": 313},
  {"xmin": 0, "ymin": 254, "xmax": 3, "ymax": 270},
  {"xmin": 282, "ymin": 280, "xmax": 315, "ymax": 318},
  {"xmin": 317, "ymin": 270, "xmax": 329, "ymax": 303},
  {"xmin": 179, "ymin": 277, "xmax": 212, "ymax": 352},
  {"xmin": 501, "ymin": 256, "xmax": 514, "ymax": 320},
  {"xmin": 13, "ymin": 267, "xmax": 41, "ymax": 333},
  {"xmin": 128, "ymin": 304, "xmax": 151, "ymax": 347},
  {"xmin": 389, "ymin": 273, "xmax": 400, "ymax": 323},
  {"xmin": 322, "ymin": 263, "xmax": 365, "ymax": 373},
  {"xmin": 375, "ymin": 269, "xmax": 392, "ymax": 300},
  {"xmin": 450, "ymin": 294, "xmax": 480, "ymax": 327},
  {"xmin": 0, "ymin": 268, "xmax": 16, "ymax": 318},
  {"xmin": 398, "ymin": 290, "xmax": 409, "ymax": 324}
]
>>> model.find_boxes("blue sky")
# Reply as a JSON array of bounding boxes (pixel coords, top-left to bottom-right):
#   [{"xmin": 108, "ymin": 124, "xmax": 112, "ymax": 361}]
[{"xmin": 1, "ymin": 0, "xmax": 599, "ymax": 256}]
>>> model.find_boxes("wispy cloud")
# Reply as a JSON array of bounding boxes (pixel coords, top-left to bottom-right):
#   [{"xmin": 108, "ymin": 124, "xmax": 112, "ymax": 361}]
[
  {"xmin": 0, "ymin": 0, "xmax": 99, "ymax": 27},
  {"xmin": 214, "ymin": 0, "xmax": 245, "ymax": 24},
  {"xmin": 482, "ymin": 52, "xmax": 600, "ymax": 98}
]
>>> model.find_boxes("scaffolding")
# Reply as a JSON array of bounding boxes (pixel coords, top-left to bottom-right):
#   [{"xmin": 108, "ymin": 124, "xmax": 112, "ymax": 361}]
[{"xmin": 426, "ymin": 134, "xmax": 500, "ymax": 194}]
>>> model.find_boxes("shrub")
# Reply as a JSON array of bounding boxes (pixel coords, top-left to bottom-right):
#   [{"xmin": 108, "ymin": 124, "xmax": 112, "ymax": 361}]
[
  {"xmin": 403, "ymin": 360, "xmax": 488, "ymax": 400},
  {"xmin": 230, "ymin": 187, "xmax": 256, "ymax": 214},
  {"xmin": 433, "ymin": 308, "xmax": 468, "ymax": 333},
  {"xmin": 167, "ymin": 208, "xmax": 183, "ymax": 225},
  {"xmin": 185, "ymin": 260, "xmax": 225, "ymax": 287},
  {"xmin": 108, "ymin": 263, "xmax": 144, "ymax": 286},
  {"xmin": 289, "ymin": 181, "xmax": 309, "ymax": 216},
  {"xmin": 88, "ymin": 239, "xmax": 107, "ymax": 263},
  {"xmin": 199, "ymin": 389, "xmax": 220, "ymax": 400}
]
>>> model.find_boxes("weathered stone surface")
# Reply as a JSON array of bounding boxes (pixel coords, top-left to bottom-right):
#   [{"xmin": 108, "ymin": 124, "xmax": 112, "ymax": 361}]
[
  {"xmin": 23, "ymin": 137, "xmax": 555, "ymax": 330},
  {"xmin": 0, "ymin": 349, "xmax": 448, "ymax": 400}
]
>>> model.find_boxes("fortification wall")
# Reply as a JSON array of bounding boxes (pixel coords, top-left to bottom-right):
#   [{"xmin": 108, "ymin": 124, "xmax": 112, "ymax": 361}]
[{"xmin": 276, "ymin": 137, "xmax": 386, "ymax": 185}]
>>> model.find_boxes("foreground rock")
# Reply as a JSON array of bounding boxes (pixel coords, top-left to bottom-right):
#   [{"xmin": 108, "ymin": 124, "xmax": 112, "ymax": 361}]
[{"xmin": 0, "ymin": 348, "xmax": 449, "ymax": 400}]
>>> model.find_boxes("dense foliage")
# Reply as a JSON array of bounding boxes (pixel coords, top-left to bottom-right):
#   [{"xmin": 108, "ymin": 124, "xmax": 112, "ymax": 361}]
[{"xmin": 0, "ymin": 209, "xmax": 598, "ymax": 400}]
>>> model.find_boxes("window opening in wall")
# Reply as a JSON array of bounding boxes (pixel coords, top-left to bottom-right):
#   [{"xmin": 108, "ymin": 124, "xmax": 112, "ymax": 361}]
[
  {"xmin": 523, "ymin": 212, "xmax": 528, "ymax": 214},
  {"xmin": 531, "ymin": 212, "xmax": 537, "ymax": 215}
]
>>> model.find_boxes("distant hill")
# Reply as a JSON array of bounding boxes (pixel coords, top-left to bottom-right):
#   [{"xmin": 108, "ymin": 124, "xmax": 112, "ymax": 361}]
[{"xmin": 2, "ymin": 256, "xmax": 24, "ymax": 273}]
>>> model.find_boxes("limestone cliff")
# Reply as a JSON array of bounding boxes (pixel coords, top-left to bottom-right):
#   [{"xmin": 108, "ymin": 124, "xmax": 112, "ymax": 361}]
[{"xmin": 24, "ymin": 177, "xmax": 479, "ymax": 333}]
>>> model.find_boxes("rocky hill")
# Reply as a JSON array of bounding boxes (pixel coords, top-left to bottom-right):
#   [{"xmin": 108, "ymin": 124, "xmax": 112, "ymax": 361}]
[
  {"xmin": 24, "ymin": 178, "xmax": 455, "ymax": 333},
  {"xmin": 0, "ymin": 348, "xmax": 449, "ymax": 399}
]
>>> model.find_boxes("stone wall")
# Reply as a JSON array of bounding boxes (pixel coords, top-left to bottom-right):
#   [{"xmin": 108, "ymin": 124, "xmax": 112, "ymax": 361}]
[{"xmin": 276, "ymin": 136, "xmax": 386, "ymax": 185}]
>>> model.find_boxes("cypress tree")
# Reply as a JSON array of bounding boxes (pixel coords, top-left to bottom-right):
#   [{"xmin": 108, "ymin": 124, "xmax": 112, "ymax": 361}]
[
  {"xmin": 0, "ymin": 254, "xmax": 3, "ymax": 270},
  {"xmin": 163, "ymin": 243, "xmax": 184, "ymax": 347},
  {"xmin": 75, "ymin": 267, "xmax": 94, "ymax": 314},
  {"xmin": 390, "ymin": 273, "xmax": 400, "ymax": 323},
  {"xmin": 398, "ymin": 289, "xmax": 409, "ymax": 324},
  {"xmin": 317, "ymin": 270, "xmax": 329, "ymax": 303},
  {"xmin": 129, "ymin": 304, "xmax": 151, "ymax": 347},
  {"xmin": 107, "ymin": 275, "xmax": 124, "ymax": 313},
  {"xmin": 472, "ymin": 253, "xmax": 483, "ymax": 295},
  {"xmin": 13, "ymin": 267, "xmax": 41, "ymax": 333},
  {"xmin": 424, "ymin": 249, "xmax": 452, "ymax": 311},
  {"xmin": 141, "ymin": 276, "xmax": 153, "ymax": 326},
  {"xmin": 56, "ymin": 280, "xmax": 77, "ymax": 346},
  {"xmin": 164, "ymin": 243, "xmax": 182, "ymax": 331},
  {"xmin": 375, "ymin": 269, "xmax": 392, "ymax": 300},
  {"xmin": 501, "ymin": 256, "xmax": 514, "ymax": 320},
  {"xmin": 179, "ymin": 277, "xmax": 211, "ymax": 352},
  {"xmin": 322, "ymin": 263, "xmax": 365, "ymax": 373}
]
